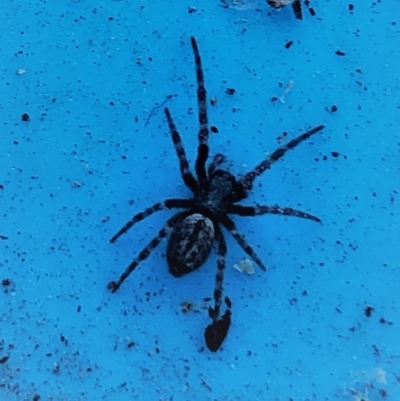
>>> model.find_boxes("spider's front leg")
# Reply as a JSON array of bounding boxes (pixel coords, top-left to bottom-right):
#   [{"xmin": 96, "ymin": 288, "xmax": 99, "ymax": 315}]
[
  {"xmin": 208, "ymin": 153, "xmax": 226, "ymax": 177},
  {"xmin": 238, "ymin": 125, "xmax": 324, "ymax": 193},
  {"xmin": 291, "ymin": 0, "xmax": 302, "ymax": 19},
  {"xmin": 229, "ymin": 204, "xmax": 321, "ymax": 223},
  {"xmin": 165, "ymin": 108, "xmax": 199, "ymax": 193},
  {"xmin": 190, "ymin": 37, "xmax": 210, "ymax": 187},
  {"xmin": 204, "ymin": 223, "xmax": 232, "ymax": 352}
]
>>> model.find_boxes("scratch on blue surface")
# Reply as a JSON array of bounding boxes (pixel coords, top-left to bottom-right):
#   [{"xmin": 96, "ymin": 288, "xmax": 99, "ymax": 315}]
[{"xmin": 1, "ymin": 0, "xmax": 399, "ymax": 400}]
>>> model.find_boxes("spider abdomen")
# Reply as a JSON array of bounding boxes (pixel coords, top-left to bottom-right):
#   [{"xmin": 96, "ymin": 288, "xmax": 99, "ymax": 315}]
[{"xmin": 167, "ymin": 213, "xmax": 215, "ymax": 278}]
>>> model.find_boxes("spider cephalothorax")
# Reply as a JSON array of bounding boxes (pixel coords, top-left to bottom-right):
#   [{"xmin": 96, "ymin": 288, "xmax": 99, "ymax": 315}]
[
  {"xmin": 108, "ymin": 37, "xmax": 324, "ymax": 352},
  {"xmin": 267, "ymin": 0, "xmax": 316, "ymax": 20}
]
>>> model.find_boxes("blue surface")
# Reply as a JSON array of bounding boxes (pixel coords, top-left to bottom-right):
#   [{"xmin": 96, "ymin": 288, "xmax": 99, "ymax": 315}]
[{"xmin": 1, "ymin": 0, "xmax": 399, "ymax": 400}]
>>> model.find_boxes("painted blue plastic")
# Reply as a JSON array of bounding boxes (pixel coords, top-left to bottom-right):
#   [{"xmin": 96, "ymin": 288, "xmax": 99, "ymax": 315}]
[{"xmin": 1, "ymin": 0, "xmax": 399, "ymax": 400}]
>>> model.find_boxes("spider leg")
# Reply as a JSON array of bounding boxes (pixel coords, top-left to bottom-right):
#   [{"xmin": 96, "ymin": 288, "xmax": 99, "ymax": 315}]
[
  {"xmin": 238, "ymin": 125, "xmax": 324, "ymax": 192},
  {"xmin": 204, "ymin": 223, "xmax": 232, "ymax": 352},
  {"xmin": 108, "ymin": 211, "xmax": 190, "ymax": 293},
  {"xmin": 228, "ymin": 204, "xmax": 321, "ymax": 223},
  {"xmin": 291, "ymin": 0, "xmax": 303, "ymax": 19},
  {"xmin": 165, "ymin": 108, "xmax": 199, "ymax": 193},
  {"xmin": 218, "ymin": 214, "xmax": 267, "ymax": 271},
  {"xmin": 208, "ymin": 153, "xmax": 226, "ymax": 177},
  {"xmin": 191, "ymin": 37, "xmax": 210, "ymax": 186},
  {"xmin": 110, "ymin": 198, "xmax": 194, "ymax": 243}
]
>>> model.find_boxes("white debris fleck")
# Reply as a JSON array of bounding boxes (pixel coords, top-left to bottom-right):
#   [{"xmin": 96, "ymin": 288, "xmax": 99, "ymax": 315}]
[
  {"xmin": 278, "ymin": 79, "xmax": 295, "ymax": 103},
  {"xmin": 221, "ymin": 0, "xmax": 261, "ymax": 10},
  {"xmin": 233, "ymin": 258, "xmax": 255, "ymax": 275},
  {"xmin": 16, "ymin": 68, "xmax": 27, "ymax": 75},
  {"xmin": 269, "ymin": 0, "xmax": 294, "ymax": 7}
]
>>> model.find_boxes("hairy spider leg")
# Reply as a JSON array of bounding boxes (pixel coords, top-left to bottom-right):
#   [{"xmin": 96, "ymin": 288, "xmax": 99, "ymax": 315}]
[
  {"xmin": 204, "ymin": 223, "xmax": 232, "ymax": 352},
  {"xmin": 292, "ymin": 0, "xmax": 302, "ymax": 19},
  {"xmin": 165, "ymin": 108, "xmax": 199, "ymax": 193},
  {"xmin": 228, "ymin": 204, "xmax": 321, "ymax": 223},
  {"xmin": 238, "ymin": 125, "xmax": 324, "ymax": 193},
  {"xmin": 190, "ymin": 37, "xmax": 210, "ymax": 187},
  {"xmin": 218, "ymin": 214, "xmax": 267, "ymax": 271},
  {"xmin": 208, "ymin": 153, "xmax": 226, "ymax": 177},
  {"xmin": 109, "ymin": 211, "xmax": 192, "ymax": 293},
  {"xmin": 110, "ymin": 198, "xmax": 195, "ymax": 243},
  {"xmin": 209, "ymin": 223, "xmax": 227, "ymax": 321}
]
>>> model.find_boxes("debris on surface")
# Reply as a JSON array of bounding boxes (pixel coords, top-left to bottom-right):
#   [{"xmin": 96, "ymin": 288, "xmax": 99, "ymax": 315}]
[
  {"xmin": 272, "ymin": 80, "xmax": 295, "ymax": 103},
  {"xmin": 233, "ymin": 258, "xmax": 255, "ymax": 275}
]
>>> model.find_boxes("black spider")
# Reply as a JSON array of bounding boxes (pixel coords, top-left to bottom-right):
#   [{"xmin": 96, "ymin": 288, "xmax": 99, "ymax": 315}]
[
  {"xmin": 108, "ymin": 37, "xmax": 324, "ymax": 352},
  {"xmin": 267, "ymin": 0, "xmax": 316, "ymax": 20}
]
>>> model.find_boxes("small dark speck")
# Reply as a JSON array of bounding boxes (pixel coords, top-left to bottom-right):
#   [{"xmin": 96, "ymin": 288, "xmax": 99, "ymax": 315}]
[
  {"xmin": 271, "ymin": 97, "xmax": 278, "ymax": 102},
  {"xmin": 335, "ymin": 50, "xmax": 346, "ymax": 56},
  {"xmin": 308, "ymin": 7, "xmax": 316, "ymax": 16},
  {"xmin": 0, "ymin": 235, "xmax": 8, "ymax": 240},
  {"xmin": 33, "ymin": 395, "xmax": 41, "ymax": 401},
  {"xmin": 331, "ymin": 151, "xmax": 340, "ymax": 158},
  {"xmin": 22, "ymin": 113, "xmax": 30, "ymax": 121},
  {"xmin": 188, "ymin": 6, "xmax": 196, "ymax": 13},
  {"xmin": 331, "ymin": 105, "xmax": 338, "ymax": 112},
  {"xmin": 210, "ymin": 126, "xmax": 219, "ymax": 133},
  {"xmin": 226, "ymin": 88, "xmax": 235, "ymax": 95},
  {"xmin": 379, "ymin": 389, "xmax": 387, "ymax": 397},
  {"xmin": 379, "ymin": 317, "xmax": 393, "ymax": 325},
  {"xmin": 0, "ymin": 356, "xmax": 9, "ymax": 364},
  {"xmin": 285, "ymin": 40, "xmax": 293, "ymax": 49},
  {"xmin": 77, "ymin": 305, "xmax": 81, "ymax": 312},
  {"xmin": 364, "ymin": 306, "xmax": 374, "ymax": 317},
  {"xmin": 349, "ymin": 4, "xmax": 354, "ymax": 11},
  {"xmin": 2, "ymin": 278, "xmax": 11, "ymax": 286},
  {"xmin": 127, "ymin": 341, "xmax": 136, "ymax": 348}
]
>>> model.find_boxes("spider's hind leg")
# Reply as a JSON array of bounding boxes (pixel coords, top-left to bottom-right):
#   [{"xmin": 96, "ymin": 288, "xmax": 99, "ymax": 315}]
[
  {"xmin": 204, "ymin": 223, "xmax": 232, "ymax": 352},
  {"xmin": 108, "ymin": 211, "xmax": 190, "ymax": 293},
  {"xmin": 219, "ymin": 214, "xmax": 267, "ymax": 271},
  {"xmin": 110, "ymin": 198, "xmax": 194, "ymax": 243}
]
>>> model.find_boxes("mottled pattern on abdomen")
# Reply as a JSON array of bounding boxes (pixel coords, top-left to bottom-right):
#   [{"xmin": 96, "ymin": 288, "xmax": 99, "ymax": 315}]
[{"xmin": 167, "ymin": 213, "xmax": 215, "ymax": 277}]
